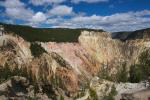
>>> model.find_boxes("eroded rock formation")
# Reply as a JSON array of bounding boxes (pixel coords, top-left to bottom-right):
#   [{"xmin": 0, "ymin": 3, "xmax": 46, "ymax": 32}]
[{"xmin": 0, "ymin": 29, "xmax": 150, "ymax": 99}]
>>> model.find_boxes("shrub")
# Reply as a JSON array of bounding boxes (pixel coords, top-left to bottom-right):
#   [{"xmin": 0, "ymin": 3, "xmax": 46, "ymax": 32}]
[
  {"xmin": 129, "ymin": 64, "xmax": 143, "ymax": 83},
  {"xmin": 99, "ymin": 50, "xmax": 150, "ymax": 83},
  {"xmin": 116, "ymin": 62, "xmax": 128, "ymax": 83},
  {"xmin": 98, "ymin": 62, "xmax": 128, "ymax": 83},
  {"xmin": 30, "ymin": 43, "xmax": 46, "ymax": 57},
  {"xmin": 60, "ymin": 95, "xmax": 64, "ymax": 100},
  {"xmin": 0, "ymin": 64, "xmax": 28, "ymax": 83},
  {"xmin": 98, "ymin": 63, "xmax": 112, "ymax": 81},
  {"xmin": 89, "ymin": 88, "xmax": 98, "ymax": 100},
  {"xmin": 129, "ymin": 50, "xmax": 150, "ymax": 83},
  {"xmin": 102, "ymin": 85, "xmax": 117, "ymax": 100},
  {"xmin": 139, "ymin": 50, "xmax": 150, "ymax": 80},
  {"xmin": 0, "ymin": 65, "xmax": 12, "ymax": 83}
]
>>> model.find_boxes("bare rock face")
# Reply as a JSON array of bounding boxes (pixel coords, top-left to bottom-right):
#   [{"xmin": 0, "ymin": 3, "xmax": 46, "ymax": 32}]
[
  {"xmin": 0, "ymin": 35, "xmax": 32, "ymax": 70},
  {"xmin": 78, "ymin": 31, "xmax": 150, "ymax": 75},
  {"xmin": 0, "ymin": 29, "xmax": 150, "ymax": 99},
  {"xmin": 79, "ymin": 31, "xmax": 126, "ymax": 64},
  {"xmin": 29, "ymin": 53, "xmax": 79, "ymax": 95},
  {"xmin": 41, "ymin": 41, "xmax": 100, "ymax": 80},
  {"xmin": 0, "ymin": 33, "xmax": 101, "ymax": 99},
  {"xmin": 0, "ymin": 39, "xmax": 79, "ymax": 98}
]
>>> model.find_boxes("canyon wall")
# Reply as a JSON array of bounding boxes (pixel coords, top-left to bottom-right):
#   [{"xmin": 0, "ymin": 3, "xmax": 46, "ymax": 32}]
[{"xmin": 0, "ymin": 30, "xmax": 150, "ymax": 99}]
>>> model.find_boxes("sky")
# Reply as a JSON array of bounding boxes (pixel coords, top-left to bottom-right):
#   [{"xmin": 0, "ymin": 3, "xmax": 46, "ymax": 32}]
[{"xmin": 0, "ymin": 0, "xmax": 150, "ymax": 32}]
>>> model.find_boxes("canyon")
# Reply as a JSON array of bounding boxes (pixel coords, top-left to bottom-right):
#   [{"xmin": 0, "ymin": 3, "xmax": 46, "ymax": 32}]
[{"xmin": 0, "ymin": 24, "xmax": 150, "ymax": 100}]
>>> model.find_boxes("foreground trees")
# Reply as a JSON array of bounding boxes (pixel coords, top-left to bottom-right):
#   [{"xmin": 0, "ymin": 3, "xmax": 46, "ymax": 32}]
[{"xmin": 129, "ymin": 50, "xmax": 150, "ymax": 83}]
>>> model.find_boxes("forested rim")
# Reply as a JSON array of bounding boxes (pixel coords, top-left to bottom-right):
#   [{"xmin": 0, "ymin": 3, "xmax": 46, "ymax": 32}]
[{"xmin": 0, "ymin": 22, "xmax": 103, "ymax": 42}]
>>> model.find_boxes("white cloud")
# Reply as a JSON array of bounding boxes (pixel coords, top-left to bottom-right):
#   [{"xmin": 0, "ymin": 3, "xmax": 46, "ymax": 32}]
[
  {"xmin": 0, "ymin": 0, "xmax": 48, "ymax": 25},
  {"xmin": 3, "ymin": 0, "xmax": 25, "ymax": 8},
  {"xmin": 1, "ymin": 0, "xmax": 150, "ymax": 32},
  {"xmin": 1, "ymin": 0, "xmax": 34, "ymax": 21},
  {"xmin": 134, "ymin": 10, "xmax": 150, "ymax": 17},
  {"xmin": 29, "ymin": 0, "xmax": 108, "ymax": 5},
  {"xmin": 48, "ymin": 10, "xmax": 150, "ymax": 32},
  {"xmin": 72, "ymin": 15, "xmax": 102, "ymax": 23},
  {"xmin": 48, "ymin": 5, "xmax": 74, "ymax": 16},
  {"xmin": 29, "ymin": 0, "xmax": 66, "ymax": 6},
  {"xmin": 46, "ymin": 17, "xmax": 64, "ymax": 24},
  {"xmin": 32, "ymin": 12, "xmax": 47, "ymax": 23},
  {"xmin": 71, "ymin": 0, "xmax": 108, "ymax": 3},
  {"xmin": 5, "ymin": 8, "xmax": 34, "ymax": 21}
]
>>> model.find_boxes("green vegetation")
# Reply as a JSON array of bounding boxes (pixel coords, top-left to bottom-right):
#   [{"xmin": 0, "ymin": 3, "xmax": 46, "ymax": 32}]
[
  {"xmin": 0, "ymin": 63, "xmax": 28, "ymax": 83},
  {"xmin": 89, "ymin": 88, "xmax": 98, "ymax": 100},
  {"xmin": 102, "ymin": 85, "xmax": 117, "ymax": 100},
  {"xmin": 112, "ymin": 31, "xmax": 132, "ymax": 41},
  {"xmin": 0, "ymin": 64, "xmax": 61, "ymax": 100},
  {"xmin": 60, "ymin": 95, "xmax": 64, "ymax": 100},
  {"xmin": 30, "ymin": 43, "xmax": 47, "ymax": 57},
  {"xmin": 98, "ymin": 62, "xmax": 128, "ymax": 83},
  {"xmin": 116, "ymin": 62, "xmax": 128, "ymax": 83},
  {"xmin": 1, "ymin": 22, "xmax": 103, "ymax": 42},
  {"xmin": 113, "ymin": 28, "xmax": 150, "ymax": 41},
  {"xmin": 0, "ymin": 63, "xmax": 37, "ymax": 93},
  {"xmin": 75, "ymin": 91, "xmax": 85, "ymax": 99},
  {"xmin": 98, "ymin": 50, "xmax": 150, "ymax": 84},
  {"xmin": 139, "ymin": 49, "xmax": 150, "ymax": 79},
  {"xmin": 129, "ymin": 50, "xmax": 150, "ymax": 83},
  {"xmin": 98, "ymin": 63, "xmax": 112, "ymax": 81},
  {"xmin": 98, "ymin": 62, "xmax": 128, "ymax": 82},
  {"xmin": 129, "ymin": 64, "xmax": 143, "ymax": 83}
]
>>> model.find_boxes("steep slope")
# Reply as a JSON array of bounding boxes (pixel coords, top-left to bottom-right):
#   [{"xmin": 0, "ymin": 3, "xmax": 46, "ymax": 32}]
[
  {"xmin": 0, "ymin": 34, "xmax": 32, "ymax": 67},
  {"xmin": 126, "ymin": 28, "xmax": 150, "ymax": 40},
  {"xmin": 79, "ymin": 31, "xmax": 141, "ymax": 73},
  {"xmin": 0, "ymin": 33, "xmax": 101, "ymax": 99},
  {"xmin": 0, "ymin": 25, "xmax": 150, "ymax": 99},
  {"xmin": 112, "ymin": 31, "xmax": 132, "ymax": 41},
  {"xmin": 41, "ymin": 42, "xmax": 100, "ymax": 76},
  {"xmin": 112, "ymin": 28, "xmax": 150, "ymax": 41}
]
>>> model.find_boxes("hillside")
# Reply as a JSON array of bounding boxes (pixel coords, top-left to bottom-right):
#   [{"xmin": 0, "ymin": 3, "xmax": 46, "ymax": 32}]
[
  {"xmin": 0, "ymin": 23, "xmax": 103, "ymax": 42},
  {"xmin": 126, "ymin": 28, "xmax": 150, "ymax": 40},
  {"xmin": 0, "ymin": 23, "xmax": 150, "ymax": 100},
  {"xmin": 112, "ymin": 28, "xmax": 150, "ymax": 41},
  {"xmin": 112, "ymin": 31, "xmax": 132, "ymax": 41}
]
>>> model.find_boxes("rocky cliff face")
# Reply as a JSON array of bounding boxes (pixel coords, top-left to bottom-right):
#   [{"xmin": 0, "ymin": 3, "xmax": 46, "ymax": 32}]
[
  {"xmin": 0, "ymin": 29, "xmax": 150, "ymax": 99},
  {"xmin": 0, "ymin": 35, "xmax": 32, "ymax": 68},
  {"xmin": 79, "ymin": 31, "xmax": 145, "ymax": 74},
  {"xmin": 0, "ymin": 34, "xmax": 100, "ymax": 99}
]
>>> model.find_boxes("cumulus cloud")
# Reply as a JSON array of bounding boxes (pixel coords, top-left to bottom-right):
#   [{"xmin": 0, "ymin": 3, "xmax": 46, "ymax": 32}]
[
  {"xmin": 46, "ymin": 17, "xmax": 64, "ymax": 25},
  {"xmin": 29, "ymin": 0, "xmax": 108, "ymax": 5},
  {"xmin": 1, "ymin": 0, "xmax": 150, "ymax": 32},
  {"xmin": 48, "ymin": 5, "xmax": 74, "ymax": 16},
  {"xmin": 29, "ymin": 0, "xmax": 66, "ymax": 6},
  {"xmin": 32, "ymin": 12, "xmax": 47, "ymax": 23},
  {"xmin": 2, "ymin": 0, "xmax": 25, "ymax": 8},
  {"xmin": 0, "ymin": 0, "xmax": 47, "ymax": 25},
  {"xmin": 5, "ymin": 8, "xmax": 34, "ymax": 21},
  {"xmin": 1, "ymin": 0, "xmax": 34, "ymax": 21},
  {"xmin": 49, "ymin": 10, "xmax": 150, "ymax": 32},
  {"xmin": 71, "ymin": 0, "xmax": 108, "ymax": 3},
  {"xmin": 0, "ymin": 0, "xmax": 74, "ymax": 26}
]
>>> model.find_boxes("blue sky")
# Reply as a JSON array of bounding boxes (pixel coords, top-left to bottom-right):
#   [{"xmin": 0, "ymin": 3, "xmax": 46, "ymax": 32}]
[{"xmin": 0, "ymin": 0, "xmax": 150, "ymax": 32}]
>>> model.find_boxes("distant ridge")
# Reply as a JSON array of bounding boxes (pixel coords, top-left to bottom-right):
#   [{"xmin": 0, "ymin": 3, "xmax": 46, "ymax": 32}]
[
  {"xmin": 0, "ymin": 22, "xmax": 103, "ymax": 42},
  {"xmin": 112, "ymin": 28, "xmax": 150, "ymax": 41}
]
